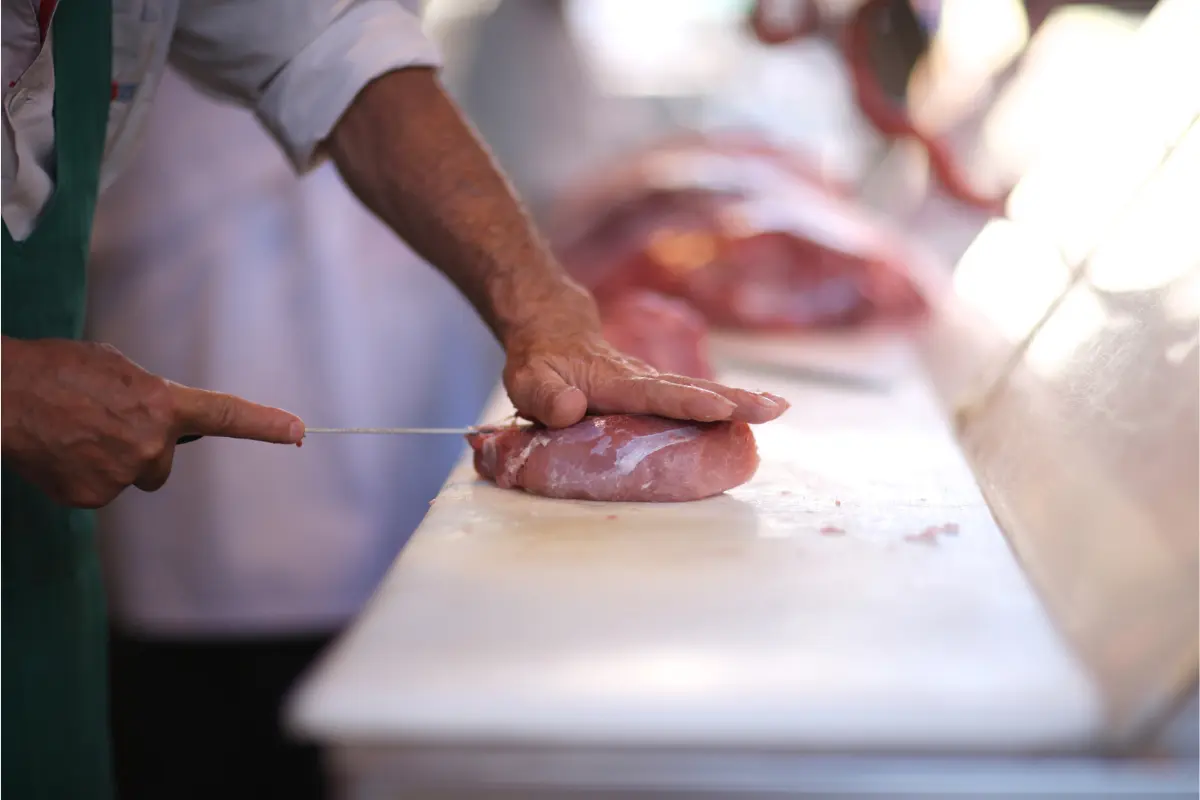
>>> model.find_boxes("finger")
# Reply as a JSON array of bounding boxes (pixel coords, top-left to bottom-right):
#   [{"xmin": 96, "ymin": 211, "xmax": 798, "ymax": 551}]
[
  {"xmin": 585, "ymin": 375, "xmax": 737, "ymax": 423},
  {"xmin": 134, "ymin": 446, "xmax": 175, "ymax": 493},
  {"xmin": 505, "ymin": 363, "xmax": 589, "ymax": 428},
  {"xmin": 662, "ymin": 375, "xmax": 790, "ymax": 423},
  {"xmin": 170, "ymin": 384, "xmax": 304, "ymax": 444}
]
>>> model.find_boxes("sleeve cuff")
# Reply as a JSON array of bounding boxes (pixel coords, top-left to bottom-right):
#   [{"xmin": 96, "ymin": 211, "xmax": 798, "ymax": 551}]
[{"xmin": 256, "ymin": 1, "xmax": 443, "ymax": 172}]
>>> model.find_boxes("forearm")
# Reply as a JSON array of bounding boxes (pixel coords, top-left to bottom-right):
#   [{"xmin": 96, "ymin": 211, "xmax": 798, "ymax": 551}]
[{"xmin": 326, "ymin": 67, "xmax": 598, "ymax": 347}]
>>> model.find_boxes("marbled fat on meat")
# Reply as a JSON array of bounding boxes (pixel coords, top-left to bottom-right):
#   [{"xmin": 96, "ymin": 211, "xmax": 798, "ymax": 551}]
[{"xmin": 466, "ymin": 415, "xmax": 759, "ymax": 502}]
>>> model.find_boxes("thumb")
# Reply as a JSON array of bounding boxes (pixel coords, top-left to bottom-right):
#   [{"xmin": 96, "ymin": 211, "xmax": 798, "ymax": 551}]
[
  {"xmin": 504, "ymin": 362, "xmax": 588, "ymax": 429},
  {"xmin": 170, "ymin": 384, "xmax": 304, "ymax": 444}
]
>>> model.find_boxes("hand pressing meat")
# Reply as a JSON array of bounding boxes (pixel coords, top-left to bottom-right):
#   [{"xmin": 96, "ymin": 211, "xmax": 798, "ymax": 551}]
[
  {"xmin": 467, "ymin": 414, "xmax": 759, "ymax": 503},
  {"xmin": 600, "ymin": 291, "xmax": 715, "ymax": 380},
  {"xmin": 329, "ymin": 72, "xmax": 789, "ymax": 433}
]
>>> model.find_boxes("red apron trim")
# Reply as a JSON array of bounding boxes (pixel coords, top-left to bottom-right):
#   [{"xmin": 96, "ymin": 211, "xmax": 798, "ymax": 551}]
[{"xmin": 37, "ymin": 0, "xmax": 60, "ymax": 43}]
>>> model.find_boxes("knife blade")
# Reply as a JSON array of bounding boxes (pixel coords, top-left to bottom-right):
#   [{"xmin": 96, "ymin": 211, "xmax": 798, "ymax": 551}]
[
  {"xmin": 176, "ymin": 426, "xmax": 481, "ymax": 446},
  {"xmin": 303, "ymin": 427, "xmax": 479, "ymax": 435}
]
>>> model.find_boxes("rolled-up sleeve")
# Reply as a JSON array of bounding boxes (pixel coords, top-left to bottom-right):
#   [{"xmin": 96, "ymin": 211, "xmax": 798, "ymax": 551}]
[{"xmin": 171, "ymin": 0, "xmax": 441, "ymax": 171}]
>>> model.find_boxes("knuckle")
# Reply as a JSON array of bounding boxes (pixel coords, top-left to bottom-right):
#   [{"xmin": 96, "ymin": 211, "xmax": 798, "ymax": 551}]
[
  {"xmin": 530, "ymin": 381, "xmax": 559, "ymax": 410},
  {"xmin": 503, "ymin": 369, "xmax": 535, "ymax": 400},
  {"xmin": 109, "ymin": 448, "xmax": 145, "ymax": 485},
  {"xmin": 143, "ymin": 378, "xmax": 176, "ymax": 423},
  {"xmin": 502, "ymin": 361, "xmax": 532, "ymax": 387},
  {"xmin": 211, "ymin": 396, "xmax": 238, "ymax": 431},
  {"xmin": 96, "ymin": 342, "xmax": 124, "ymax": 359},
  {"xmin": 135, "ymin": 437, "xmax": 167, "ymax": 465}
]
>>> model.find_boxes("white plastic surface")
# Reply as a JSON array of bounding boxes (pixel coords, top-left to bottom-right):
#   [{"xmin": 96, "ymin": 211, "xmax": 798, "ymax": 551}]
[{"xmin": 289, "ymin": 338, "xmax": 1101, "ymax": 753}]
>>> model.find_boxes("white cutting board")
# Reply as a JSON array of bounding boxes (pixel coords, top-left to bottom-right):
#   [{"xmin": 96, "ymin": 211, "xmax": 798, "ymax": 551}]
[{"xmin": 289, "ymin": 339, "xmax": 1102, "ymax": 753}]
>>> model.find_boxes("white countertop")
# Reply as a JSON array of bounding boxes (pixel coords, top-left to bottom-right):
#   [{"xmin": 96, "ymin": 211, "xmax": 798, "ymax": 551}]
[
  {"xmin": 282, "ymin": 5, "xmax": 1198, "ymax": 793},
  {"xmin": 288, "ymin": 332, "xmax": 1101, "ymax": 755}
]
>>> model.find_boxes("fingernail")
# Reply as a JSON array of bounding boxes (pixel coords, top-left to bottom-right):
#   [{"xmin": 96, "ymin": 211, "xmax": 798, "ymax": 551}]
[
  {"xmin": 762, "ymin": 392, "xmax": 790, "ymax": 410},
  {"xmin": 289, "ymin": 421, "xmax": 305, "ymax": 442},
  {"xmin": 752, "ymin": 393, "xmax": 779, "ymax": 409}
]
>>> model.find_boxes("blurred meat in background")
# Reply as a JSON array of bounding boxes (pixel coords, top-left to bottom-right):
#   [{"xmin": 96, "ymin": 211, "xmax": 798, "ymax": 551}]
[
  {"xmin": 547, "ymin": 133, "xmax": 928, "ymax": 334},
  {"xmin": 599, "ymin": 291, "xmax": 715, "ymax": 379}
]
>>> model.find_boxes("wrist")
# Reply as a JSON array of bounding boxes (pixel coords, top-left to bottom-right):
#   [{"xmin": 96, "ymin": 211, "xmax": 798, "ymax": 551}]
[{"xmin": 494, "ymin": 271, "xmax": 603, "ymax": 353}]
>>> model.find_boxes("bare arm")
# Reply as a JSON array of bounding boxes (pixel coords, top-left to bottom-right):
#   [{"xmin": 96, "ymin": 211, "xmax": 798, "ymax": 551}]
[
  {"xmin": 326, "ymin": 67, "xmax": 591, "ymax": 347},
  {"xmin": 326, "ymin": 67, "xmax": 787, "ymax": 428}
]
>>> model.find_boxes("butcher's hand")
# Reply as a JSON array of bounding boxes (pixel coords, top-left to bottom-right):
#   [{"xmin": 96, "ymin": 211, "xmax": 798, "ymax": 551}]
[
  {"xmin": 326, "ymin": 69, "xmax": 788, "ymax": 430},
  {"xmin": 502, "ymin": 287, "xmax": 789, "ymax": 429},
  {"xmin": 1, "ymin": 337, "xmax": 304, "ymax": 509}
]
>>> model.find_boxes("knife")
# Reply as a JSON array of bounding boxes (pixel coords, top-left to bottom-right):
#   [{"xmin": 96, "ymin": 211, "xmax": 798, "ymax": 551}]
[
  {"xmin": 303, "ymin": 427, "xmax": 479, "ymax": 435},
  {"xmin": 176, "ymin": 427, "xmax": 480, "ymax": 445}
]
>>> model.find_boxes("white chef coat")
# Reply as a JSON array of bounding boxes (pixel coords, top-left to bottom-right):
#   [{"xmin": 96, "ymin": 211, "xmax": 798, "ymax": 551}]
[
  {"xmin": 87, "ymin": 67, "xmax": 502, "ymax": 635},
  {"xmin": 2, "ymin": 0, "xmax": 440, "ymax": 240}
]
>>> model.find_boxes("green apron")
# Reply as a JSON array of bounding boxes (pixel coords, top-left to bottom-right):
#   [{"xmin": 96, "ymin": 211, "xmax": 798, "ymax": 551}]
[{"xmin": 2, "ymin": 1, "xmax": 116, "ymax": 797}]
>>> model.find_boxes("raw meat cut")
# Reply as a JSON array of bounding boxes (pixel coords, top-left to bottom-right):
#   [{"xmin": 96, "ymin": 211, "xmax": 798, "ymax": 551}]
[
  {"xmin": 599, "ymin": 291, "xmax": 714, "ymax": 380},
  {"xmin": 466, "ymin": 415, "xmax": 759, "ymax": 503},
  {"xmin": 548, "ymin": 134, "xmax": 927, "ymax": 331}
]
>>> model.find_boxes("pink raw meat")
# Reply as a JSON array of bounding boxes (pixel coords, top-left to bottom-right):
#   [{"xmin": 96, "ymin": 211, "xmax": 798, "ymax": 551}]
[
  {"xmin": 600, "ymin": 291, "xmax": 714, "ymax": 380},
  {"xmin": 548, "ymin": 133, "xmax": 927, "ymax": 332},
  {"xmin": 466, "ymin": 415, "xmax": 759, "ymax": 503}
]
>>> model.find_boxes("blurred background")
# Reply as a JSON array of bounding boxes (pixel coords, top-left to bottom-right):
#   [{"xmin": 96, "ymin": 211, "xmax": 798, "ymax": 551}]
[{"xmin": 432, "ymin": 0, "xmax": 1159, "ymax": 258}]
